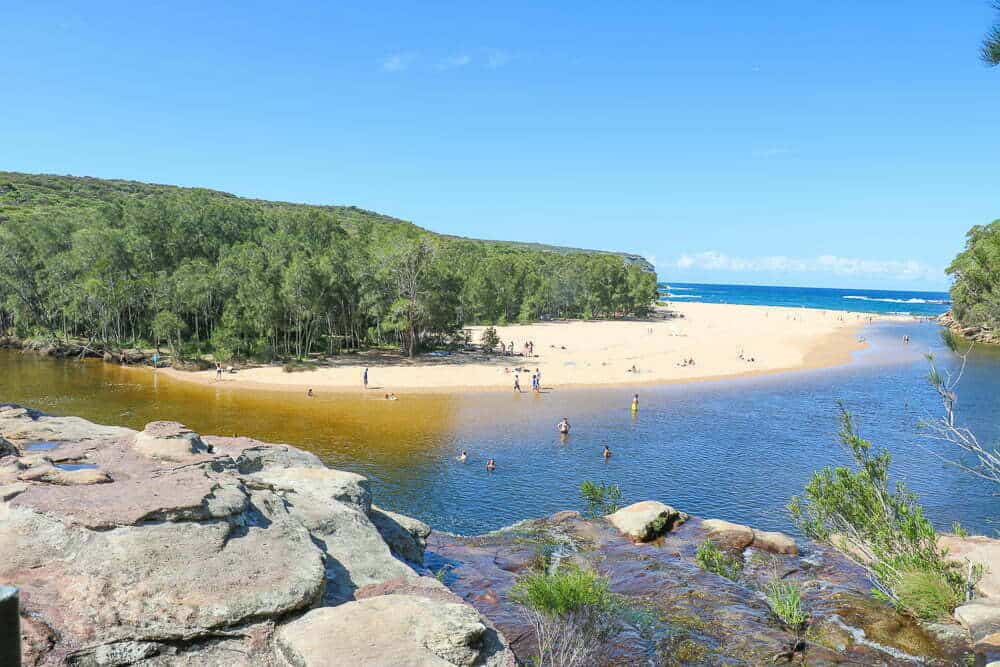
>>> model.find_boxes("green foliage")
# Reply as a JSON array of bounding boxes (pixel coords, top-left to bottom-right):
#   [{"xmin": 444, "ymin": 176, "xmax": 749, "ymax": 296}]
[
  {"xmin": 511, "ymin": 565, "xmax": 614, "ymax": 617},
  {"xmin": 0, "ymin": 172, "xmax": 657, "ymax": 358},
  {"xmin": 947, "ymin": 219, "xmax": 1000, "ymax": 331},
  {"xmin": 894, "ymin": 568, "xmax": 962, "ymax": 621},
  {"xmin": 764, "ymin": 580, "xmax": 808, "ymax": 630},
  {"xmin": 480, "ymin": 325, "xmax": 500, "ymax": 354},
  {"xmin": 579, "ymin": 480, "xmax": 623, "ymax": 517},
  {"xmin": 788, "ymin": 406, "xmax": 967, "ymax": 618},
  {"xmin": 983, "ymin": 3, "xmax": 1000, "ymax": 66},
  {"xmin": 951, "ymin": 521, "xmax": 968, "ymax": 538},
  {"xmin": 694, "ymin": 540, "xmax": 743, "ymax": 581}
]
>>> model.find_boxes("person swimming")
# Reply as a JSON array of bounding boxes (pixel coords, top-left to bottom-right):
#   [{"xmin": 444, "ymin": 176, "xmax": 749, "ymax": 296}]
[
  {"xmin": 603, "ymin": 445, "xmax": 612, "ymax": 460},
  {"xmin": 457, "ymin": 450, "xmax": 468, "ymax": 463},
  {"xmin": 486, "ymin": 458, "xmax": 496, "ymax": 471},
  {"xmin": 630, "ymin": 394, "xmax": 639, "ymax": 412},
  {"xmin": 557, "ymin": 417, "xmax": 570, "ymax": 435}
]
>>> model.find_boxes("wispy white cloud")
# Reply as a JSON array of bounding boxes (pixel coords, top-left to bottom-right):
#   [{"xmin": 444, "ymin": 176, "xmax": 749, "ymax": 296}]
[
  {"xmin": 381, "ymin": 53, "xmax": 415, "ymax": 72},
  {"xmin": 436, "ymin": 54, "xmax": 472, "ymax": 70},
  {"xmin": 673, "ymin": 251, "xmax": 942, "ymax": 281}
]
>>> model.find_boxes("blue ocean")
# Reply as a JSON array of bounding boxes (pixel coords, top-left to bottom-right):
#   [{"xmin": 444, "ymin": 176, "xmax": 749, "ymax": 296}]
[{"xmin": 659, "ymin": 282, "xmax": 951, "ymax": 317}]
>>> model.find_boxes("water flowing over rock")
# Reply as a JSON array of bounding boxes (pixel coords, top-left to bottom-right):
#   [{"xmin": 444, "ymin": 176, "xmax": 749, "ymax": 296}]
[
  {"xmin": 427, "ymin": 511, "xmax": 982, "ymax": 665},
  {"xmin": 0, "ymin": 404, "xmax": 516, "ymax": 666}
]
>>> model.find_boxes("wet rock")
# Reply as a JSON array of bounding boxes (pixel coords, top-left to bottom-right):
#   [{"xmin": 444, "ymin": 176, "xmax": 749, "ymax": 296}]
[
  {"xmin": 370, "ymin": 505, "xmax": 432, "ymax": 563},
  {"xmin": 606, "ymin": 500, "xmax": 688, "ymax": 542},
  {"xmin": 701, "ymin": 518, "xmax": 755, "ymax": 550},
  {"xmin": 131, "ymin": 421, "xmax": 214, "ymax": 463},
  {"xmin": 276, "ymin": 594, "xmax": 515, "ymax": 667}
]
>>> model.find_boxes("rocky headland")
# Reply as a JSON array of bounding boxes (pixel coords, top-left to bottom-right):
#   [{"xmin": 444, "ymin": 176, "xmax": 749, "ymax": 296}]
[
  {"xmin": 938, "ymin": 311, "xmax": 1000, "ymax": 346},
  {"xmin": 0, "ymin": 405, "xmax": 996, "ymax": 666}
]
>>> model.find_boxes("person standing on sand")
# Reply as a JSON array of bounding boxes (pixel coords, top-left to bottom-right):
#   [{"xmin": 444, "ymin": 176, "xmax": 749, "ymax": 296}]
[
  {"xmin": 307, "ymin": 388, "xmax": 313, "ymax": 397},
  {"xmin": 535, "ymin": 368, "xmax": 541, "ymax": 388},
  {"xmin": 363, "ymin": 367, "xmax": 368, "ymax": 389}
]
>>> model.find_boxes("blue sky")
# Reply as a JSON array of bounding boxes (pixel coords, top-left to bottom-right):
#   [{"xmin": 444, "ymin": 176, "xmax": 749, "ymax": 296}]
[{"xmin": 4, "ymin": 2, "xmax": 998, "ymax": 291}]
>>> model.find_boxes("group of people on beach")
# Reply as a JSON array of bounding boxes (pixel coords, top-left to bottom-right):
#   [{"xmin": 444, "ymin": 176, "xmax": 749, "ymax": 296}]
[
  {"xmin": 512, "ymin": 368, "xmax": 543, "ymax": 393},
  {"xmin": 499, "ymin": 340, "xmax": 535, "ymax": 357}
]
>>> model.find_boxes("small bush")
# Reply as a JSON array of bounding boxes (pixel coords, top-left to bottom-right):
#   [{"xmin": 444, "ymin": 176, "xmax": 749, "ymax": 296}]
[
  {"xmin": 480, "ymin": 326, "xmax": 500, "ymax": 355},
  {"xmin": 282, "ymin": 360, "xmax": 318, "ymax": 373},
  {"xmin": 764, "ymin": 580, "xmax": 808, "ymax": 630},
  {"xmin": 894, "ymin": 568, "xmax": 962, "ymax": 621},
  {"xmin": 580, "ymin": 480, "xmax": 623, "ymax": 518},
  {"xmin": 951, "ymin": 521, "xmax": 968, "ymax": 538},
  {"xmin": 511, "ymin": 566, "xmax": 613, "ymax": 616},
  {"xmin": 695, "ymin": 540, "xmax": 743, "ymax": 581},
  {"xmin": 512, "ymin": 566, "xmax": 615, "ymax": 667}
]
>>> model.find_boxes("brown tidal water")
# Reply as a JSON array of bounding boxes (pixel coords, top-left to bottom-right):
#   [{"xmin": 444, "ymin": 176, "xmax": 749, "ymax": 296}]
[{"xmin": 1, "ymin": 320, "xmax": 997, "ymax": 536}]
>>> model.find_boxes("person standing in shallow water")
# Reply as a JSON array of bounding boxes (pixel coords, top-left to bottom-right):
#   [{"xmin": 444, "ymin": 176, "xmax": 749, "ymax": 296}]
[
  {"xmin": 603, "ymin": 445, "xmax": 612, "ymax": 460},
  {"xmin": 486, "ymin": 458, "xmax": 496, "ymax": 472},
  {"xmin": 557, "ymin": 417, "xmax": 570, "ymax": 435},
  {"xmin": 363, "ymin": 367, "xmax": 368, "ymax": 389},
  {"xmin": 631, "ymin": 394, "xmax": 639, "ymax": 412},
  {"xmin": 513, "ymin": 375, "xmax": 521, "ymax": 393}
]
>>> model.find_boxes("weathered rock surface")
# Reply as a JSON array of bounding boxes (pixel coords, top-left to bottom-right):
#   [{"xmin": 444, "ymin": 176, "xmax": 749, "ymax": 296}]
[
  {"xmin": 371, "ymin": 504, "xmax": 432, "ymax": 563},
  {"xmin": 701, "ymin": 518, "xmax": 755, "ymax": 550},
  {"xmin": 277, "ymin": 594, "xmax": 514, "ymax": 667},
  {"xmin": 605, "ymin": 499, "xmax": 689, "ymax": 542},
  {"xmin": 941, "ymin": 533, "xmax": 1000, "ymax": 599},
  {"xmin": 0, "ymin": 404, "xmax": 514, "ymax": 666}
]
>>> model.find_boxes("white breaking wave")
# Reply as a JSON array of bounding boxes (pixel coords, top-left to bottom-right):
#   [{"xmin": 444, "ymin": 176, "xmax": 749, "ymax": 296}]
[
  {"xmin": 843, "ymin": 295, "xmax": 949, "ymax": 305},
  {"xmin": 663, "ymin": 294, "xmax": 702, "ymax": 299}
]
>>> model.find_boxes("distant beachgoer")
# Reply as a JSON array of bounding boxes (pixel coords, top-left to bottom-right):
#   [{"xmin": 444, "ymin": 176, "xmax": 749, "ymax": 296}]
[
  {"xmin": 603, "ymin": 445, "xmax": 612, "ymax": 460},
  {"xmin": 363, "ymin": 367, "xmax": 369, "ymax": 389},
  {"xmin": 307, "ymin": 388, "xmax": 313, "ymax": 397},
  {"xmin": 528, "ymin": 341, "xmax": 534, "ymax": 355},
  {"xmin": 458, "ymin": 450, "xmax": 468, "ymax": 463},
  {"xmin": 486, "ymin": 458, "xmax": 496, "ymax": 472},
  {"xmin": 387, "ymin": 392, "xmax": 397, "ymax": 401},
  {"xmin": 631, "ymin": 394, "xmax": 639, "ymax": 412},
  {"xmin": 509, "ymin": 341, "xmax": 515, "ymax": 356},
  {"xmin": 557, "ymin": 417, "xmax": 570, "ymax": 435},
  {"xmin": 535, "ymin": 368, "xmax": 541, "ymax": 387},
  {"xmin": 513, "ymin": 375, "xmax": 521, "ymax": 393}
]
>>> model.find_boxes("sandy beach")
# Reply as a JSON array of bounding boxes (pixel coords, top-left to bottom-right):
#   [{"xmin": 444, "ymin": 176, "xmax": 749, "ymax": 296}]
[{"xmin": 160, "ymin": 303, "xmax": 903, "ymax": 394}]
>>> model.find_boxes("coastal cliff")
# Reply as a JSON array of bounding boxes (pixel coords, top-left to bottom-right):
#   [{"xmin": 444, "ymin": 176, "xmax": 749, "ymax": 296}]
[
  {"xmin": 1, "ymin": 406, "xmax": 996, "ymax": 665},
  {"xmin": 938, "ymin": 311, "xmax": 1000, "ymax": 346}
]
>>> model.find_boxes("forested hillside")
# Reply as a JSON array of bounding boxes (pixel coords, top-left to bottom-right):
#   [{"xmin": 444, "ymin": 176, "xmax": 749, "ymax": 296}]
[
  {"xmin": 947, "ymin": 219, "xmax": 1000, "ymax": 334},
  {"xmin": 0, "ymin": 172, "xmax": 657, "ymax": 359}
]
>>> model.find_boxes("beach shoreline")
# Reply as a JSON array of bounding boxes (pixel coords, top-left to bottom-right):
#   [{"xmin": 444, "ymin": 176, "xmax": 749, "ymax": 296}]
[{"xmin": 153, "ymin": 303, "xmax": 909, "ymax": 395}]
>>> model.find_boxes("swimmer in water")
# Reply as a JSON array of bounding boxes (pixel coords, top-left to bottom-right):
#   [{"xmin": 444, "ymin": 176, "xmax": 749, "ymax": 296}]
[
  {"xmin": 557, "ymin": 417, "xmax": 570, "ymax": 435},
  {"xmin": 630, "ymin": 394, "xmax": 639, "ymax": 412},
  {"xmin": 307, "ymin": 388, "xmax": 313, "ymax": 397},
  {"xmin": 457, "ymin": 450, "xmax": 468, "ymax": 463},
  {"xmin": 603, "ymin": 445, "xmax": 612, "ymax": 460},
  {"xmin": 486, "ymin": 458, "xmax": 496, "ymax": 472}
]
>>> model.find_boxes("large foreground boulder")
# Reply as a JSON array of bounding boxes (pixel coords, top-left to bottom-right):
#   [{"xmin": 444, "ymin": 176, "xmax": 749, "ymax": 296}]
[
  {"xmin": 0, "ymin": 406, "xmax": 516, "ymax": 666},
  {"xmin": 277, "ymin": 594, "xmax": 515, "ymax": 667}
]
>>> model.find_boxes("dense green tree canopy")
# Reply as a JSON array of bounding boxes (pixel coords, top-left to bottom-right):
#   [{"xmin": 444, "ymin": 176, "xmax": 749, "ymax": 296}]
[
  {"xmin": 947, "ymin": 219, "xmax": 1000, "ymax": 330},
  {"xmin": 0, "ymin": 172, "xmax": 658, "ymax": 359}
]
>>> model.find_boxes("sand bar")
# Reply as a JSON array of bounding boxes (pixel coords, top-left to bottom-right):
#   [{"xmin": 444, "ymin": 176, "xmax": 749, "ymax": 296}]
[{"xmin": 161, "ymin": 303, "xmax": 906, "ymax": 394}]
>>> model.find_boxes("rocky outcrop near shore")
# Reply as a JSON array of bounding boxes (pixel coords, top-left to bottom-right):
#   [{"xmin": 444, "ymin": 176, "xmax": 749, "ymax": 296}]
[
  {"xmin": 428, "ymin": 507, "xmax": 993, "ymax": 666},
  {"xmin": 0, "ymin": 404, "xmax": 516, "ymax": 666},
  {"xmin": 938, "ymin": 311, "xmax": 1000, "ymax": 345}
]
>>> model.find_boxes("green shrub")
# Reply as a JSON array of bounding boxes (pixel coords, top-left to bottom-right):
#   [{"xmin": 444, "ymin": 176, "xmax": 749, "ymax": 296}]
[
  {"xmin": 788, "ymin": 406, "xmax": 968, "ymax": 618},
  {"xmin": 480, "ymin": 326, "xmax": 500, "ymax": 354},
  {"xmin": 764, "ymin": 580, "xmax": 808, "ymax": 630},
  {"xmin": 951, "ymin": 521, "xmax": 968, "ymax": 538},
  {"xmin": 580, "ymin": 481, "xmax": 623, "ymax": 518},
  {"xmin": 511, "ymin": 565, "xmax": 614, "ymax": 617},
  {"xmin": 694, "ymin": 540, "xmax": 742, "ymax": 581},
  {"xmin": 894, "ymin": 568, "xmax": 963, "ymax": 621}
]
